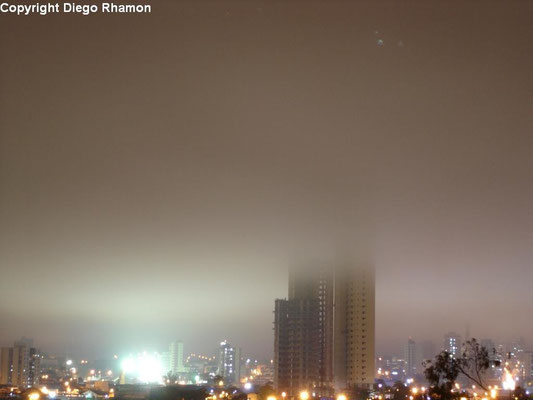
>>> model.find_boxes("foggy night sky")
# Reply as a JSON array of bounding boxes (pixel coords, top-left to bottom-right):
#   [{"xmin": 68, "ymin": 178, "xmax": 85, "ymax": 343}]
[{"xmin": 1, "ymin": 0, "xmax": 533, "ymax": 360}]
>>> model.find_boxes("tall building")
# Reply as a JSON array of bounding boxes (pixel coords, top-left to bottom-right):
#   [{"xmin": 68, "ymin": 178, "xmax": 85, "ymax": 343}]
[
  {"xmin": 0, "ymin": 347, "xmax": 13, "ymax": 385},
  {"xmin": 27, "ymin": 347, "xmax": 40, "ymax": 388},
  {"xmin": 6, "ymin": 338, "xmax": 40, "ymax": 388},
  {"xmin": 415, "ymin": 340, "xmax": 436, "ymax": 373},
  {"xmin": 479, "ymin": 339, "xmax": 498, "ymax": 364},
  {"xmin": 333, "ymin": 265, "xmax": 375, "ymax": 390},
  {"xmin": 443, "ymin": 332, "xmax": 462, "ymax": 358},
  {"xmin": 519, "ymin": 351, "xmax": 533, "ymax": 381},
  {"xmin": 275, "ymin": 265, "xmax": 334, "ymax": 397},
  {"xmin": 404, "ymin": 338, "xmax": 416, "ymax": 378},
  {"xmin": 402, "ymin": 339, "xmax": 435, "ymax": 379},
  {"xmin": 508, "ymin": 338, "xmax": 526, "ymax": 359},
  {"xmin": 274, "ymin": 263, "xmax": 375, "ymax": 396},
  {"xmin": 169, "ymin": 341, "xmax": 188, "ymax": 375},
  {"xmin": 217, "ymin": 340, "xmax": 241, "ymax": 385}
]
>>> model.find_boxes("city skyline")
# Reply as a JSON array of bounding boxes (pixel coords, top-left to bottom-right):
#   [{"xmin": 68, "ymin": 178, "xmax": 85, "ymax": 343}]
[
  {"xmin": 2, "ymin": 332, "xmax": 531, "ymax": 388},
  {"xmin": 1, "ymin": 258, "xmax": 532, "ymax": 360}
]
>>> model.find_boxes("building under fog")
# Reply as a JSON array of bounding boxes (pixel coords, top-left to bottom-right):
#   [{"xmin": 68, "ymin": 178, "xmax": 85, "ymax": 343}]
[
  {"xmin": 274, "ymin": 263, "xmax": 375, "ymax": 396},
  {"xmin": 0, "ymin": 337, "xmax": 40, "ymax": 387},
  {"xmin": 404, "ymin": 338, "xmax": 417, "ymax": 378},
  {"xmin": 217, "ymin": 340, "xmax": 241, "ymax": 385},
  {"xmin": 169, "ymin": 341, "xmax": 188, "ymax": 375},
  {"xmin": 403, "ymin": 338, "xmax": 436, "ymax": 379},
  {"xmin": 274, "ymin": 266, "xmax": 334, "ymax": 397},
  {"xmin": 443, "ymin": 332, "xmax": 462, "ymax": 358}
]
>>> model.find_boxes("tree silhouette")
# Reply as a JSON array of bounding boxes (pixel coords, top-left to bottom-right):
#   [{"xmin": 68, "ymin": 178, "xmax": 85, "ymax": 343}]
[
  {"xmin": 211, "ymin": 374, "xmax": 225, "ymax": 385},
  {"xmin": 424, "ymin": 338, "xmax": 497, "ymax": 400},
  {"xmin": 391, "ymin": 381, "xmax": 410, "ymax": 400},
  {"xmin": 257, "ymin": 384, "xmax": 276, "ymax": 400},
  {"xmin": 163, "ymin": 371, "xmax": 178, "ymax": 384}
]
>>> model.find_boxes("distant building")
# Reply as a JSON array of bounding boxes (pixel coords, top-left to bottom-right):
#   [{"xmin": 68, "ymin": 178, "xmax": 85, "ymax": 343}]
[
  {"xmin": 0, "ymin": 347, "xmax": 13, "ymax": 385},
  {"xmin": 254, "ymin": 362, "xmax": 275, "ymax": 386},
  {"xmin": 443, "ymin": 333, "xmax": 462, "ymax": 358},
  {"xmin": 402, "ymin": 339, "xmax": 435, "ymax": 379},
  {"xmin": 415, "ymin": 340, "xmax": 436, "ymax": 373},
  {"xmin": 404, "ymin": 339, "xmax": 416, "ymax": 378},
  {"xmin": 479, "ymin": 339, "xmax": 498, "ymax": 363},
  {"xmin": 169, "ymin": 341, "xmax": 188, "ymax": 375},
  {"xmin": 1, "ymin": 338, "xmax": 40, "ymax": 388},
  {"xmin": 519, "ymin": 351, "xmax": 533, "ymax": 381},
  {"xmin": 508, "ymin": 339, "xmax": 526, "ymax": 359},
  {"xmin": 217, "ymin": 341, "xmax": 241, "ymax": 385},
  {"xmin": 389, "ymin": 357, "xmax": 407, "ymax": 379},
  {"xmin": 185, "ymin": 354, "xmax": 217, "ymax": 378}
]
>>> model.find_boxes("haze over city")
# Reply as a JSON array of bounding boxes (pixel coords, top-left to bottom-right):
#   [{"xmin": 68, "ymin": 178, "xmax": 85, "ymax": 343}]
[{"xmin": 1, "ymin": 0, "xmax": 533, "ymax": 365}]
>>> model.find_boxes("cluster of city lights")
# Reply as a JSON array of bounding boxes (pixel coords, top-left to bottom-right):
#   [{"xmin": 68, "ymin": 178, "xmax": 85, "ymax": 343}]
[
  {"xmin": 187, "ymin": 354, "xmax": 215, "ymax": 362},
  {"xmin": 259, "ymin": 392, "xmax": 348, "ymax": 400}
]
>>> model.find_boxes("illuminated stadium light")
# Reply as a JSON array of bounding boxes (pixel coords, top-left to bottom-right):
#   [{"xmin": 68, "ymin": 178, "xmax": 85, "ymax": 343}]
[{"xmin": 120, "ymin": 352, "xmax": 164, "ymax": 383}]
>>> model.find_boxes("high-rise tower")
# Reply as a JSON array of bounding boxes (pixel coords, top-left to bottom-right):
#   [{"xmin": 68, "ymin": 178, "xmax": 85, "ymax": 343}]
[
  {"xmin": 443, "ymin": 332, "xmax": 462, "ymax": 358},
  {"xmin": 274, "ymin": 263, "xmax": 375, "ymax": 396},
  {"xmin": 9, "ymin": 337, "xmax": 40, "ymax": 388},
  {"xmin": 333, "ymin": 265, "xmax": 375, "ymax": 390},
  {"xmin": 169, "ymin": 341, "xmax": 188, "ymax": 375},
  {"xmin": 274, "ymin": 265, "xmax": 334, "ymax": 396},
  {"xmin": 404, "ymin": 338, "xmax": 417, "ymax": 378},
  {"xmin": 0, "ymin": 347, "xmax": 13, "ymax": 385},
  {"xmin": 217, "ymin": 340, "xmax": 241, "ymax": 385}
]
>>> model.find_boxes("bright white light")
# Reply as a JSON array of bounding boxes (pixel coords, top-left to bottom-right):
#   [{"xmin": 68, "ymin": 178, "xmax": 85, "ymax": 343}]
[
  {"xmin": 244, "ymin": 383, "xmax": 252, "ymax": 390},
  {"xmin": 66, "ymin": 360, "xmax": 73, "ymax": 366},
  {"xmin": 121, "ymin": 358, "xmax": 135, "ymax": 373},
  {"xmin": 120, "ymin": 353, "xmax": 164, "ymax": 383},
  {"xmin": 502, "ymin": 368, "xmax": 515, "ymax": 391}
]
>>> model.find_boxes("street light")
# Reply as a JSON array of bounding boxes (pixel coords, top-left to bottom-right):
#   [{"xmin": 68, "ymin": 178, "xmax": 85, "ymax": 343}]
[
  {"xmin": 337, "ymin": 394, "xmax": 347, "ymax": 400},
  {"xmin": 300, "ymin": 391, "xmax": 309, "ymax": 400}
]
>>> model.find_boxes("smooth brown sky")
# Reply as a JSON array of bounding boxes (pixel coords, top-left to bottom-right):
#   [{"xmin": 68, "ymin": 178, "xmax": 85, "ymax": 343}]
[{"xmin": 1, "ymin": 0, "xmax": 533, "ymax": 359}]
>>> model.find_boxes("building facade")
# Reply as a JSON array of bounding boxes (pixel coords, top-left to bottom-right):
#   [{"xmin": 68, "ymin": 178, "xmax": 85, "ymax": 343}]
[
  {"xmin": 1, "ymin": 338, "xmax": 40, "ymax": 388},
  {"xmin": 169, "ymin": 341, "xmax": 188, "ymax": 375},
  {"xmin": 333, "ymin": 265, "xmax": 375, "ymax": 390},
  {"xmin": 217, "ymin": 340, "xmax": 241, "ymax": 385},
  {"xmin": 274, "ymin": 263, "xmax": 375, "ymax": 396},
  {"xmin": 275, "ymin": 265, "xmax": 334, "ymax": 396},
  {"xmin": 404, "ymin": 338, "xmax": 416, "ymax": 378},
  {"xmin": 443, "ymin": 332, "xmax": 462, "ymax": 358},
  {"xmin": 0, "ymin": 347, "xmax": 13, "ymax": 385}
]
